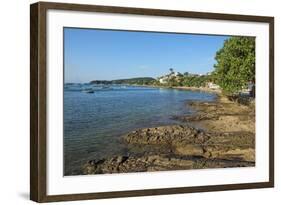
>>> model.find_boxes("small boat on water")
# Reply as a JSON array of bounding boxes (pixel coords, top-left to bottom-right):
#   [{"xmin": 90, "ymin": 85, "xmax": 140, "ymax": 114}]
[
  {"xmin": 85, "ymin": 90, "xmax": 95, "ymax": 93},
  {"xmin": 82, "ymin": 88, "xmax": 95, "ymax": 93}
]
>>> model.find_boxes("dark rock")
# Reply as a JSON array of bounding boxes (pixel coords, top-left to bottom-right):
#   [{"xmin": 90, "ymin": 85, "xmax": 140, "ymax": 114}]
[
  {"xmin": 123, "ymin": 124, "xmax": 254, "ymax": 162},
  {"xmin": 83, "ymin": 154, "xmax": 255, "ymax": 175}
]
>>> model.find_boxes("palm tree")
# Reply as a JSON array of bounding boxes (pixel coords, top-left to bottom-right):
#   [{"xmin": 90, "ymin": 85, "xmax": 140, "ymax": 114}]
[{"xmin": 169, "ymin": 68, "xmax": 174, "ymax": 74}]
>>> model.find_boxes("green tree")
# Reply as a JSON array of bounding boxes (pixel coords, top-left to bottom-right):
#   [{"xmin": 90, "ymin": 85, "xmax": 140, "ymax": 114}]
[
  {"xmin": 168, "ymin": 76, "xmax": 178, "ymax": 86},
  {"xmin": 213, "ymin": 37, "xmax": 255, "ymax": 95}
]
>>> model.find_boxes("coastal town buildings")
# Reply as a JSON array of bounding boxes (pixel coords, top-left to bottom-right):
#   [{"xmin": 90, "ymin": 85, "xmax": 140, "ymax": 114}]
[
  {"xmin": 158, "ymin": 70, "xmax": 182, "ymax": 84},
  {"xmin": 207, "ymin": 82, "xmax": 220, "ymax": 89}
]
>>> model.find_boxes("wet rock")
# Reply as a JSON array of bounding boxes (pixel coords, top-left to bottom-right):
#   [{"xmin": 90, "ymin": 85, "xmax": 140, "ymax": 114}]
[
  {"xmin": 123, "ymin": 125, "xmax": 207, "ymax": 146},
  {"xmin": 172, "ymin": 112, "xmax": 219, "ymax": 122},
  {"xmin": 83, "ymin": 154, "xmax": 255, "ymax": 175},
  {"xmin": 123, "ymin": 125, "xmax": 254, "ymax": 163},
  {"xmin": 116, "ymin": 156, "xmax": 128, "ymax": 164},
  {"xmin": 83, "ymin": 155, "xmax": 195, "ymax": 174}
]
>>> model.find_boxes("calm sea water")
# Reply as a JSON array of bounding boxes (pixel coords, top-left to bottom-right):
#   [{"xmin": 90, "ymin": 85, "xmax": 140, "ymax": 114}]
[{"xmin": 64, "ymin": 84, "xmax": 216, "ymax": 175}]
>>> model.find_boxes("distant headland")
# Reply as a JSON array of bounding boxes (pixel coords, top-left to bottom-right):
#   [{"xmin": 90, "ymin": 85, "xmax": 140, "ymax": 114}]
[{"xmin": 89, "ymin": 77, "xmax": 155, "ymax": 85}]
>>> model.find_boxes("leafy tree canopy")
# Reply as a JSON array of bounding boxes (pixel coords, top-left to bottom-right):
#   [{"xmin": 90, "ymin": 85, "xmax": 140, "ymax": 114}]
[{"xmin": 213, "ymin": 37, "xmax": 255, "ymax": 95}]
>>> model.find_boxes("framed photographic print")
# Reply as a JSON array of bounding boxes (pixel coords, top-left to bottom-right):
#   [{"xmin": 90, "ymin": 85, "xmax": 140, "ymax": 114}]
[{"xmin": 30, "ymin": 1, "xmax": 274, "ymax": 202}]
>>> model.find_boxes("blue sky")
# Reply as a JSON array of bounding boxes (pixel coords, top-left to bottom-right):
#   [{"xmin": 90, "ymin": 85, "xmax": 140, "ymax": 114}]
[{"xmin": 64, "ymin": 28, "xmax": 229, "ymax": 83}]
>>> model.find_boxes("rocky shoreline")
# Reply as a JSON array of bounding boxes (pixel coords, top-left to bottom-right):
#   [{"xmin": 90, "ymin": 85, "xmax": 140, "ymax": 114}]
[{"xmin": 83, "ymin": 94, "xmax": 255, "ymax": 175}]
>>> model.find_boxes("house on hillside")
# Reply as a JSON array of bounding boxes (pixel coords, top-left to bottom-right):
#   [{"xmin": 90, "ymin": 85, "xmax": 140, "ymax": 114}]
[
  {"xmin": 159, "ymin": 76, "xmax": 169, "ymax": 84},
  {"xmin": 173, "ymin": 72, "xmax": 181, "ymax": 77},
  {"xmin": 158, "ymin": 70, "xmax": 182, "ymax": 84},
  {"xmin": 207, "ymin": 82, "xmax": 220, "ymax": 89}
]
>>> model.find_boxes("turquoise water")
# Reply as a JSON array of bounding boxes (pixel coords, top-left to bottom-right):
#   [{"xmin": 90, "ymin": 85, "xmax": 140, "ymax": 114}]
[{"xmin": 64, "ymin": 84, "xmax": 216, "ymax": 175}]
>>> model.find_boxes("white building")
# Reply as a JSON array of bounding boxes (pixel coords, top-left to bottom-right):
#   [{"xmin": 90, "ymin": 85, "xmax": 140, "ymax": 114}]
[
  {"xmin": 207, "ymin": 82, "xmax": 220, "ymax": 89},
  {"xmin": 159, "ymin": 77, "xmax": 168, "ymax": 84},
  {"xmin": 174, "ymin": 72, "xmax": 181, "ymax": 77},
  {"xmin": 158, "ymin": 70, "xmax": 183, "ymax": 84}
]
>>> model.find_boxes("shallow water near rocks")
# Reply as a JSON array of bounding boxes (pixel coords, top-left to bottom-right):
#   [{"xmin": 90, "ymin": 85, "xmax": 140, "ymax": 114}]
[{"xmin": 64, "ymin": 84, "xmax": 216, "ymax": 175}]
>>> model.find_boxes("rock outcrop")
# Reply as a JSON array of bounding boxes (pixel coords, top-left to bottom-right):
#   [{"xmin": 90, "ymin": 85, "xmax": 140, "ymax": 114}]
[
  {"xmin": 123, "ymin": 125, "xmax": 254, "ymax": 162},
  {"xmin": 83, "ymin": 124, "xmax": 255, "ymax": 174},
  {"xmin": 83, "ymin": 154, "xmax": 254, "ymax": 174},
  {"xmin": 124, "ymin": 125, "xmax": 209, "ymax": 146}
]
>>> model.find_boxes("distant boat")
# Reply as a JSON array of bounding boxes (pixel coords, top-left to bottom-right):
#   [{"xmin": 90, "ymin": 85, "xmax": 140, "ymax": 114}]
[
  {"xmin": 86, "ymin": 90, "xmax": 95, "ymax": 93},
  {"xmin": 82, "ymin": 88, "xmax": 95, "ymax": 93}
]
